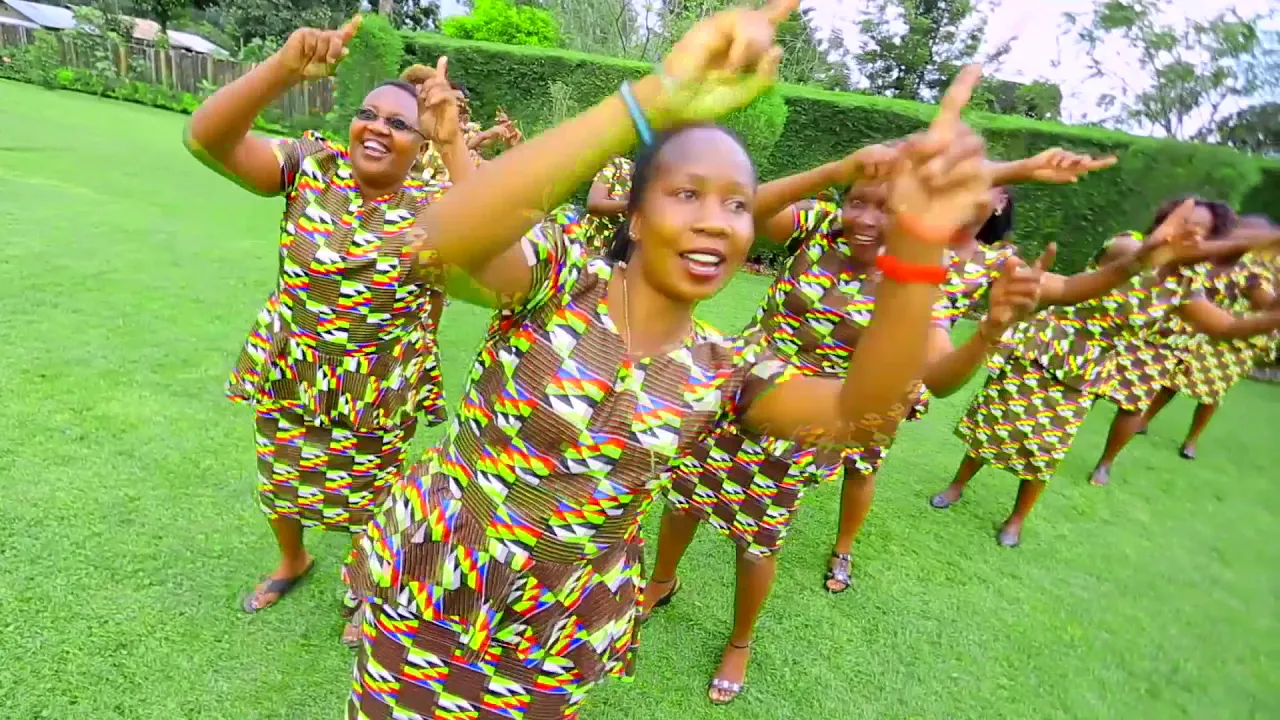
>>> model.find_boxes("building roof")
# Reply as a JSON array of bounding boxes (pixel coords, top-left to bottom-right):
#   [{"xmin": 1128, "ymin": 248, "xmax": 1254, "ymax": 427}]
[
  {"xmin": 4, "ymin": 0, "xmax": 75, "ymax": 30},
  {"xmin": 168, "ymin": 30, "xmax": 226, "ymax": 56},
  {"xmin": 0, "ymin": 15, "xmax": 40, "ymax": 29}
]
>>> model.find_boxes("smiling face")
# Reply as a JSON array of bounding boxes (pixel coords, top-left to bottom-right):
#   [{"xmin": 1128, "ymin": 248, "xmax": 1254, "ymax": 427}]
[
  {"xmin": 628, "ymin": 127, "xmax": 756, "ymax": 303},
  {"xmin": 347, "ymin": 84, "xmax": 426, "ymax": 191},
  {"xmin": 841, "ymin": 181, "xmax": 889, "ymax": 264}
]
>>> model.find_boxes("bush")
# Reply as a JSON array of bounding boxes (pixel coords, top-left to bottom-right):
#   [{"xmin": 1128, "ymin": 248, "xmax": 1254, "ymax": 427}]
[
  {"xmin": 441, "ymin": 0, "xmax": 558, "ymax": 48},
  {"xmin": 21, "ymin": 31, "xmax": 61, "ymax": 88},
  {"xmin": 721, "ymin": 90, "xmax": 789, "ymax": 170},
  {"xmin": 333, "ymin": 13, "xmax": 406, "ymax": 128}
]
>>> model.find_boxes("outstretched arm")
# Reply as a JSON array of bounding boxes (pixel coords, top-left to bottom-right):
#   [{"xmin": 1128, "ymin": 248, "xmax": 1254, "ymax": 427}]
[
  {"xmin": 753, "ymin": 144, "xmax": 899, "ymax": 244},
  {"xmin": 185, "ymin": 18, "xmax": 360, "ymax": 196},
  {"xmin": 988, "ymin": 148, "xmax": 1117, "ymax": 187},
  {"xmin": 1179, "ymin": 299, "xmax": 1280, "ymax": 340}
]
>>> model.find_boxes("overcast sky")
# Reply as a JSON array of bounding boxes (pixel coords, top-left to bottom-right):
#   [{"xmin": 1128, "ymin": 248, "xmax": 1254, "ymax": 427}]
[{"xmin": 438, "ymin": 0, "xmax": 1275, "ymax": 131}]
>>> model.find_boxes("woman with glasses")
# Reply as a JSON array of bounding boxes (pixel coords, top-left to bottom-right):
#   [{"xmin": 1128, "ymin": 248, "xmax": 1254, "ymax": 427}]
[{"xmin": 185, "ymin": 17, "xmax": 470, "ymax": 643}]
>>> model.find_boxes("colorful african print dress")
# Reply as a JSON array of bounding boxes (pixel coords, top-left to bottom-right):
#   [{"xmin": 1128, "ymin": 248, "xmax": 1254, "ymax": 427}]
[
  {"xmin": 583, "ymin": 156, "xmax": 634, "ymax": 255},
  {"xmin": 346, "ymin": 210, "xmax": 796, "ymax": 719},
  {"xmin": 1164, "ymin": 257, "xmax": 1277, "ymax": 404},
  {"xmin": 226, "ymin": 131, "xmax": 449, "ymax": 533},
  {"xmin": 957, "ymin": 261, "xmax": 1207, "ymax": 483},
  {"xmin": 665, "ymin": 201, "xmax": 968, "ymax": 558}
]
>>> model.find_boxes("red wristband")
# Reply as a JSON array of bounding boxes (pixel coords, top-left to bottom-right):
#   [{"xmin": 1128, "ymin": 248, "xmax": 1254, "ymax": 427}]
[{"xmin": 876, "ymin": 253, "xmax": 948, "ymax": 285}]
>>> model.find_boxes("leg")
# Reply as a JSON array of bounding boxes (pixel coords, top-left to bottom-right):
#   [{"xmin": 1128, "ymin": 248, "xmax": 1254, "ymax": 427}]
[
  {"xmin": 1090, "ymin": 408, "xmax": 1145, "ymax": 486},
  {"xmin": 709, "ymin": 548, "xmax": 778, "ymax": 705},
  {"xmin": 1139, "ymin": 387, "xmax": 1175, "ymax": 434},
  {"xmin": 340, "ymin": 532, "xmax": 364, "ymax": 647},
  {"xmin": 1180, "ymin": 403, "xmax": 1218, "ymax": 459},
  {"xmin": 244, "ymin": 516, "xmax": 314, "ymax": 612},
  {"xmin": 827, "ymin": 470, "xmax": 875, "ymax": 593},
  {"xmin": 641, "ymin": 506, "xmax": 699, "ymax": 615},
  {"xmin": 997, "ymin": 478, "xmax": 1047, "ymax": 548},
  {"xmin": 931, "ymin": 452, "xmax": 985, "ymax": 508}
]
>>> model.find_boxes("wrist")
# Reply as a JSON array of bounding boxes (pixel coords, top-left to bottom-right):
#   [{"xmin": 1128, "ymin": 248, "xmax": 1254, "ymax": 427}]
[
  {"xmin": 631, "ymin": 75, "xmax": 672, "ymax": 131},
  {"xmin": 264, "ymin": 53, "xmax": 304, "ymax": 86},
  {"xmin": 977, "ymin": 316, "xmax": 1008, "ymax": 343}
]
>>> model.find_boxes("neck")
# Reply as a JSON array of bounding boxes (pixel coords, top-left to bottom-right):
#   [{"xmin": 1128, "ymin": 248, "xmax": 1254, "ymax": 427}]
[
  {"xmin": 354, "ymin": 169, "xmax": 405, "ymax": 203},
  {"xmin": 953, "ymin": 237, "xmax": 979, "ymax": 262},
  {"xmin": 611, "ymin": 261, "xmax": 695, "ymax": 357}
]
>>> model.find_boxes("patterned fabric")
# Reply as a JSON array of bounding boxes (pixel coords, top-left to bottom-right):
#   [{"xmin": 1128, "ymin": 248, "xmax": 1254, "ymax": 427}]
[
  {"xmin": 939, "ymin": 242, "xmax": 1015, "ymax": 324},
  {"xmin": 1166, "ymin": 258, "xmax": 1276, "ymax": 405},
  {"xmin": 227, "ymin": 132, "xmax": 450, "ymax": 531},
  {"xmin": 256, "ymin": 404, "xmax": 417, "ymax": 531},
  {"xmin": 582, "ymin": 157, "xmax": 634, "ymax": 255},
  {"xmin": 347, "ymin": 209, "xmax": 798, "ymax": 718},
  {"xmin": 666, "ymin": 201, "xmax": 958, "ymax": 557},
  {"xmin": 956, "ymin": 355, "xmax": 1094, "ymax": 484}
]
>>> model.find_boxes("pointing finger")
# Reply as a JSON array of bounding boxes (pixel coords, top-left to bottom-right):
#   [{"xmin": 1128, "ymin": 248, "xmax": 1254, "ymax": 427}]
[
  {"xmin": 436, "ymin": 56, "xmax": 449, "ymax": 81},
  {"xmin": 933, "ymin": 64, "xmax": 982, "ymax": 135},
  {"xmin": 762, "ymin": 0, "xmax": 800, "ymax": 25},
  {"xmin": 1034, "ymin": 242, "xmax": 1057, "ymax": 272},
  {"xmin": 339, "ymin": 14, "xmax": 362, "ymax": 43}
]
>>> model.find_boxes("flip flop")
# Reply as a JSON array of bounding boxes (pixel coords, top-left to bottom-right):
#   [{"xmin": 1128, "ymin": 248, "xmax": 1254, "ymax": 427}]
[{"xmin": 241, "ymin": 560, "xmax": 315, "ymax": 614}]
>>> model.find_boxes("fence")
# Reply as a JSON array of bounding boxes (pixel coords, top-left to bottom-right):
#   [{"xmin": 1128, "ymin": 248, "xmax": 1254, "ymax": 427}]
[{"xmin": 0, "ymin": 24, "xmax": 334, "ymax": 119}]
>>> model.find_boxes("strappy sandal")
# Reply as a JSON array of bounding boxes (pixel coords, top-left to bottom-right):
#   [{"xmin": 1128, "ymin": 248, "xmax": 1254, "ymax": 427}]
[
  {"xmin": 241, "ymin": 559, "xmax": 315, "ymax": 614},
  {"xmin": 825, "ymin": 552, "xmax": 852, "ymax": 594},
  {"xmin": 708, "ymin": 641, "xmax": 751, "ymax": 706},
  {"xmin": 340, "ymin": 620, "xmax": 362, "ymax": 649},
  {"xmin": 638, "ymin": 577, "xmax": 681, "ymax": 624}
]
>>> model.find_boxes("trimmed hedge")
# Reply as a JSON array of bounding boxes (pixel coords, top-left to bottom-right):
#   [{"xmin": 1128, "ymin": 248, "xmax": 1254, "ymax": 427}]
[{"xmin": 402, "ymin": 31, "xmax": 1280, "ymax": 273}]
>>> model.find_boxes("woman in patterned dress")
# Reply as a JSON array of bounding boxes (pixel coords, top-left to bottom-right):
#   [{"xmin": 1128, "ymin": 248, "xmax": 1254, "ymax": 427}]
[
  {"xmin": 1086, "ymin": 204, "xmax": 1280, "ymax": 485},
  {"xmin": 1128, "ymin": 218, "xmax": 1280, "ymax": 459},
  {"xmin": 343, "ymin": 5, "xmax": 996, "ymax": 716},
  {"xmin": 583, "ymin": 155, "xmax": 636, "ymax": 255},
  {"xmin": 930, "ymin": 200, "xmax": 1280, "ymax": 546},
  {"xmin": 186, "ymin": 19, "xmax": 470, "ymax": 629}
]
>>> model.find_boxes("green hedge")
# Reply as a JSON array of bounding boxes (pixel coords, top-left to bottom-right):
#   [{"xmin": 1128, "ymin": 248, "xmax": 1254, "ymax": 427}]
[{"xmin": 402, "ymin": 31, "xmax": 1280, "ymax": 273}]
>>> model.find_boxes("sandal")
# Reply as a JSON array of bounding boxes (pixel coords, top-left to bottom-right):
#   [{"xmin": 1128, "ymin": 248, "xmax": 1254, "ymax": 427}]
[
  {"xmin": 708, "ymin": 641, "xmax": 751, "ymax": 706},
  {"xmin": 825, "ymin": 552, "xmax": 852, "ymax": 594},
  {"xmin": 340, "ymin": 620, "xmax": 362, "ymax": 649},
  {"xmin": 638, "ymin": 577, "xmax": 681, "ymax": 623},
  {"xmin": 241, "ymin": 559, "xmax": 315, "ymax": 614}
]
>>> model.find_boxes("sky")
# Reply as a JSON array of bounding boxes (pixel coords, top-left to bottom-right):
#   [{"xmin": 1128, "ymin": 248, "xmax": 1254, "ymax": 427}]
[{"xmin": 437, "ymin": 0, "xmax": 1276, "ymax": 133}]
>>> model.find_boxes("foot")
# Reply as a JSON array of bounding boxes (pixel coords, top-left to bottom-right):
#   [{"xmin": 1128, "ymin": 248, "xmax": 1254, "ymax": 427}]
[
  {"xmin": 1136, "ymin": 425, "xmax": 1148, "ymax": 436},
  {"xmin": 639, "ymin": 577, "xmax": 680, "ymax": 621},
  {"xmin": 243, "ymin": 555, "xmax": 315, "ymax": 613},
  {"xmin": 1180, "ymin": 444, "xmax": 1197, "ymax": 460},
  {"xmin": 825, "ymin": 552, "xmax": 853, "ymax": 593},
  {"xmin": 1089, "ymin": 464, "xmax": 1111, "ymax": 487},
  {"xmin": 997, "ymin": 523, "xmax": 1022, "ymax": 548},
  {"xmin": 340, "ymin": 620, "xmax": 362, "ymax": 649},
  {"xmin": 930, "ymin": 486, "xmax": 964, "ymax": 509},
  {"xmin": 708, "ymin": 641, "xmax": 752, "ymax": 705}
]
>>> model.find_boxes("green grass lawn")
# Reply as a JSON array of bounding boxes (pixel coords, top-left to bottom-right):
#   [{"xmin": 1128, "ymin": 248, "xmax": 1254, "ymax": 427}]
[{"xmin": 2, "ymin": 79, "xmax": 1279, "ymax": 719}]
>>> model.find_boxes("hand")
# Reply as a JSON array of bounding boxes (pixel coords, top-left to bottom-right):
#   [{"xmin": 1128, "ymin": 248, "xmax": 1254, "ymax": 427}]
[
  {"xmin": 418, "ymin": 56, "xmax": 463, "ymax": 145},
  {"xmin": 838, "ymin": 143, "xmax": 900, "ymax": 184},
  {"xmin": 885, "ymin": 65, "xmax": 992, "ymax": 251},
  {"xmin": 277, "ymin": 16, "xmax": 361, "ymax": 81},
  {"xmin": 986, "ymin": 245, "xmax": 1054, "ymax": 333},
  {"xmin": 651, "ymin": 0, "xmax": 797, "ymax": 126},
  {"xmin": 1022, "ymin": 148, "xmax": 1117, "ymax": 184},
  {"xmin": 1143, "ymin": 198, "xmax": 1205, "ymax": 267}
]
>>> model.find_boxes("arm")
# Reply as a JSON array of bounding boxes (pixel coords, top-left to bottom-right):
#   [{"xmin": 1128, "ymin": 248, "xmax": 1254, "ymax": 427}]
[
  {"xmin": 753, "ymin": 144, "xmax": 899, "ymax": 244},
  {"xmin": 586, "ymin": 172, "xmax": 628, "ymax": 216},
  {"xmin": 1178, "ymin": 298, "xmax": 1280, "ymax": 340},
  {"xmin": 987, "ymin": 148, "xmax": 1118, "ymax": 187},
  {"xmin": 185, "ymin": 21, "xmax": 358, "ymax": 196}
]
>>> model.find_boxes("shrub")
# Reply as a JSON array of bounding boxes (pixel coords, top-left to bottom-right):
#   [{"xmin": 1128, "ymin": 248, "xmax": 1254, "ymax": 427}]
[
  {"xmin": 441, "ymin": 0, "xmax": 559, "ymax": 48},
  {"xmin": 22, "ymin": 31, "xmax": 61, "ymax": 88},
  {"xmin": 333, "ymin": 13, "xmax": 406, "ymax": 129}
]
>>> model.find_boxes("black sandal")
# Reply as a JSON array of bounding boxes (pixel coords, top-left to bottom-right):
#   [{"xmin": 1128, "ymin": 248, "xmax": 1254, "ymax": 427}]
[
  {"xmin": 241, "ymin": 559, "xmax": 315, "ymax": 614},
  {"xmin": 708, "ymin": 641, "xmax": 751, "ymax": 705},
  {"xmin": 825, "ymin": 552, "xmax": 852, "ymax": 594},
  {"xmin": 638, "ymin": 577, "xmax": 681, "ymax": 623}
]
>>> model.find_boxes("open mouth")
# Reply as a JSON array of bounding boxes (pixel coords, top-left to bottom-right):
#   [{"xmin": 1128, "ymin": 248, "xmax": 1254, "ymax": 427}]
[
  {"xmin": 361, "ymin": 139, "xmax": 390, "ymax": 159},
  {"xmin": 850, "ymin": 233, "xmax": 879, "ymax": 246},
  {"xmin": 680, "ymin": 250, "xmax": 726, "ymax": 279}
]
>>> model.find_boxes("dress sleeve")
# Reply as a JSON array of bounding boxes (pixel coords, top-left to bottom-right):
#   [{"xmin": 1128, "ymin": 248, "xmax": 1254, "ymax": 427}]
[
  {"xmin": 269, "ymin": 131, "xmax": 331, "ymax": 195},
  {"xmin": 789, "ymin": 200, "xmax": 841, "ymax": 246},
  {"xmin": 497, "ymin": 205, "xmax": 591, "ymax": 322},
  {"xmin": 720, "ymin": 339, "xmax": 804, "ymax": 422}
]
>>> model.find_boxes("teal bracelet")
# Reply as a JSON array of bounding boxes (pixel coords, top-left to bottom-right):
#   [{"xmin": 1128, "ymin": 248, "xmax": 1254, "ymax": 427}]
[{"xmin": 619, "ymin": 80, "xmax": 654, "ymax": 147}]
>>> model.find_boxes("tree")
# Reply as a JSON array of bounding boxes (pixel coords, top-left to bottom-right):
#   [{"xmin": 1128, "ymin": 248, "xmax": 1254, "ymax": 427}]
[
  {"xmin": 131, "ymin": 0, "xmax": 191, "ymax": 32},
  {"xmin": 775, "ymin": 6, "xmax": 851, "ymax": 91},
  {"xmin": 391, "ymin": 0, "xmax": 441, "ymax": 32},
  {"xmin": 441, "ymin": 0, "xmax": 559, "ymax": 47},
  {"xmin": 1198, "ymin": 103, "xmax": 1280, "ymax": 155},
  {"xmin": 855, "ymin": 0, "xmax": 1010, "ymax": 102},
  {"xmin": 218, "ymin": 0, "xmax": 360, "ymax": 50},
  {"xmin": 1064, "ymin": 0, "xmax": 1268, "ymax": 139},
  {"xmin": 539, "ymin": 0, "xmax": 650, "ymax": 59}
]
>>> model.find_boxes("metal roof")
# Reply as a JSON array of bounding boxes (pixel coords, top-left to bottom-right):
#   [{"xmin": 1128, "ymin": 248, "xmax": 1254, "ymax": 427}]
[{"xmin": 4, "ymin": 0, "xmax": 76, "ymax": 30}]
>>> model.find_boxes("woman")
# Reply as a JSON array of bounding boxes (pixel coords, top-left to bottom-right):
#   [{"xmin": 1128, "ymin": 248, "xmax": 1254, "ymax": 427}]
[
  {"xmin": 1135, "ymin": 217, "xmax": 1280, "ymax": 459},
  {"xmin": 583, "ymin": 155, "xmax": 636, "ymax": 254},
  {"xmin": 1086, "ymin": 202, "xmax": 1280, "ymax": 485},
  {"xmin": 930, "ymin": 199, "xmax": 1280, "ymax": 547},
  {"xmin": 345, "ymin": 3, "xmax": 992, "ymax": 716},
  {"xmin": 185, "ymin": 17, "xmax": 469, "ymax": 632}
]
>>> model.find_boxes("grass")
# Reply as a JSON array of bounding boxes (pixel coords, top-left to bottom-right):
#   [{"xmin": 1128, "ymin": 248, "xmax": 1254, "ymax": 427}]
[{"xmin": 1, "ymin": 79, "xmax": 1278, "ymax": 720}]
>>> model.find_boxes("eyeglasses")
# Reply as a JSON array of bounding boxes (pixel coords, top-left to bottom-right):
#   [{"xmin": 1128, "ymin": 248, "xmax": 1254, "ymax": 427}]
[{"xmin": 355, "ymin": 108, "xmax": 425, "ymax": 139}]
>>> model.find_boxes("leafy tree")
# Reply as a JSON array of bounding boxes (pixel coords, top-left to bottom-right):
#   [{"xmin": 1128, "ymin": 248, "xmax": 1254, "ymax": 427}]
[
  {"xmin": 390, "ymin": 0, "xmax": 441, "ymax": 32},
  {"xmin": 775, "ymin": 6, "xmax": 851, "ymax": 91},
  {"xmin": 1064, "ymin": 0, "xmax": 1267, "ymax": 139},
  {"xmin": 218, "ymin": 0, "xmax": 360, "ymax": 50},
  {"xmin": 441, "ymin": 0, "xmax": 559, "ymax": 47},
  {"xmin": 855, "ymin": 0, "xmax": 1010, "ymax": 102},
  {"xmin": 1198, "ymin": 103, "xmax": 1280, "ymax": 155},
  {"xmin": 538, "ymin": 0, "xmax": 650, "ymax": 59}
]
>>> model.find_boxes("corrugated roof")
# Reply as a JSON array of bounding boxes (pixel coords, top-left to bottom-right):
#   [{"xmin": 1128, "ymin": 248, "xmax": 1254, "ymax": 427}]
[
  {"xmin": 168, "ymin": 30, "xmax": 226, "ymax": 56},
  {"xmin": 0, "ymin": 15, "xmax": 40, "ymax": 29},
  {"xmin": 4, "ymin": 0, "xmax": 75, "ymax": 30}
]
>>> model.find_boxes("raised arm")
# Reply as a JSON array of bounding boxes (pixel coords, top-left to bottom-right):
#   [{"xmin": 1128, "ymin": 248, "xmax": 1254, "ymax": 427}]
[
  {"xmin": 753, "ymin": 144, "xmax": 898, "ymax": 243},
  {"xmin": 925, "ymin": 248, "xmax": 1052, "ymax": 396},
  {"xmin": 742, "ymin": 66, "xmax": 993, "ymax": 448},
  {"xmin": 185, "ymin": 17, "xmax": 360, "ymax": 196},
  {"xmin": 988, "ymin": 147, "xmax": 1117, "ymax": 187},
  {"xmin": 409, "ymin": 1, "xmax": 796, "ymax": 303}
]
